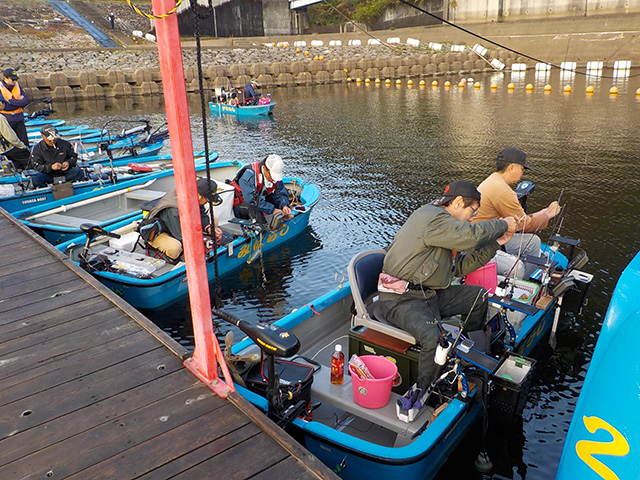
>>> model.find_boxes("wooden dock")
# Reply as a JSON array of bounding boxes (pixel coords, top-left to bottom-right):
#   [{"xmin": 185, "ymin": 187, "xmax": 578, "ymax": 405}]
[{"xmin": 0, "ymin": 208, "xmax": 338, "ymax": 480}]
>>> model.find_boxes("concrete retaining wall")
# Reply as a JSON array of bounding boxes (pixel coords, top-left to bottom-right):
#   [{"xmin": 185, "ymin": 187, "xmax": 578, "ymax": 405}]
[{"xmin": 17, "ymin": 50, "xmax": 631, "ymax": 101}]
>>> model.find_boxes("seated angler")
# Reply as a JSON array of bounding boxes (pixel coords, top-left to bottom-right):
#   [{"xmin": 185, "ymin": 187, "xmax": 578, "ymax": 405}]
[
  {"xmin": 144, "ymin": 178, "xmax": 223, "ymax": 262},
  {"xmin": 473, "ymin": 148, "xmax": 561, "ymax": 279},
  {"xmin": 30, "ymin": 126, "xmax": 85, "ymax": 188},
  {"xmin": 0, "ymin": 109, "xmax": 30, "ymax": 171},
  {"xmin": 379, "ymin": 181, "xmax": 515, "ymax": 392},
  {"xmin": 243, "ymin": 78, "xmax": 261, "ymax": 105},
  {"xmin": 230, "ymin": 154, "xmax": 291, "ymax": 229}
]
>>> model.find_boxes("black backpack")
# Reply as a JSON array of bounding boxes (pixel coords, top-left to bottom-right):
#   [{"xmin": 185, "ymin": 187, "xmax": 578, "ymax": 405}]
[{"xmin": 137, "ymin": 216, "xmax": 166, "ymax": 243}]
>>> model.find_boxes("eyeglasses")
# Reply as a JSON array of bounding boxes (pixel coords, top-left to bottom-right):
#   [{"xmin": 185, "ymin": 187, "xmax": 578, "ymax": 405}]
[{"xmin": 469, "ymin": 205, "xmax": 479, "ymax": 217}]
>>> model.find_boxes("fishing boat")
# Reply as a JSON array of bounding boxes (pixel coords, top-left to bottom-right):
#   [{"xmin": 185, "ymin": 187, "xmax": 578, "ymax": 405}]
[
  {"xmin": 209, "ymin": 89, "xmax": 276, "ymax": 118},
  {"xmin": 27, "ymin": 125, "xmax": 106, "ymax": 143},
  {"xmin": 224, "ymin": 242, "xmax": 591, "ymax": 479},
  {"xmin": 0, "ymin": 152, "xmax": 216, "ymax": 213},
  {"xmin": 556, "ymin": 252, "xmax": 637, "ymax": 480},
  {"xmin": 55, "ymin": 175, "xmax": 319, "ymax": 310},
  {"xmin": 15, "ymin": 159, "xmax": 235, "ymax": 245}
]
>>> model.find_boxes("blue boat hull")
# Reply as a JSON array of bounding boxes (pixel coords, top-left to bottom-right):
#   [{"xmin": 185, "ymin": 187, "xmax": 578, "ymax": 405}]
[
  {"xmin": 209, "ymin": 101, "xmax": 276, "ymax": 117},
  {"xmin": 557, "ymin": 252, "xmax": 640, "ymax": 480}
]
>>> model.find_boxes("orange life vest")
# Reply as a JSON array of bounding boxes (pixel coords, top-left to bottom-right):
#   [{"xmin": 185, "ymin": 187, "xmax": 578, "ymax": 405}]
[{"xmin": 0, "ymin": 83, "xmax": 24, "ymax": 115}]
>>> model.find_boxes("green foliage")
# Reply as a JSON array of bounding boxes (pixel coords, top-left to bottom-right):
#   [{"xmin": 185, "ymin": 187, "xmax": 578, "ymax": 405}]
[{"xmin": 307, "ymin": 0, "xmax": 399, "ymax": 28}]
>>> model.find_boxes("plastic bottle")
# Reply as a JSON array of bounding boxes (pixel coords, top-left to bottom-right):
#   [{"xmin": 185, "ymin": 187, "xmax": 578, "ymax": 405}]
[{"xmin": 330, "ymin": 344, "xmax": 345, "ymax": 384}]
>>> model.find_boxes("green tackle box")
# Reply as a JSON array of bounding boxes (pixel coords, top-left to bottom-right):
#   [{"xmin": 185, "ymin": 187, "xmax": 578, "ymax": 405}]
[{"xmin": 348, "ymin": 325, "xmax": 420, "ymax": 394}]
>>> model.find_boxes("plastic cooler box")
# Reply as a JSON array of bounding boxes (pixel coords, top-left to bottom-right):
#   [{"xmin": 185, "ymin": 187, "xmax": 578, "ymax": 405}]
[{"xmin": 349, "ymin": 355, "xmax": 398, "ymax": 409}]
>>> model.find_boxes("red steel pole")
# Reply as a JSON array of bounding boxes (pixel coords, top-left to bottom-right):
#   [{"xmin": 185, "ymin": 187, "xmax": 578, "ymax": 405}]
[{"xmin": 151, "ymin": 0, "xmax": 233, "ymax": 397}]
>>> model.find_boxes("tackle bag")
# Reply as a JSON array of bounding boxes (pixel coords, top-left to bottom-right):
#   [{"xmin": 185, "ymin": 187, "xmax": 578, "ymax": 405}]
[
  {"xmin": 245, "ymin": 357, "xmax": 317, "ymax": 407},
  {"xmin": 137, "ymin": 216, "xmax": 166, "ymax": 243}
]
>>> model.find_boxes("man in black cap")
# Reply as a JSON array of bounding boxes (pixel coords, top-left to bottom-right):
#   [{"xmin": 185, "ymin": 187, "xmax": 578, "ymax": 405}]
[
  {"xmin": 30, "ymin": 125, "xmax": 85, "ymax": 187},
  {"xmin": 379, "ymin": 181, "xmax": 516, "ymax": 390},
  {"xmin": 243, "ymin": 78, "xmax": 261, "ymax": 105},
  {"xmin": 144, "ymin": 178, "xmax": 223, "ymax": 261},
  {"xmin": 1, "ymin": 68, "xmax": 30, "ymax": 146},
  {"xmin": 473, "ymin": 148, "xmax": 561, "ymax": 278}
]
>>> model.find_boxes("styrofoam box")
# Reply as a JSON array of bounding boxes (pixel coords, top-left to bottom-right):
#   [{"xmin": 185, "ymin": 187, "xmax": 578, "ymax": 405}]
[{"xmin": 109, "ymin": 231, "xmax": 140, "ymax": 251}]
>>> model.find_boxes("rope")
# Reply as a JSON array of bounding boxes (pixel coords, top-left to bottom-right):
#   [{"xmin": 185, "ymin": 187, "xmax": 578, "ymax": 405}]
[
  {"xmin": 126, "ymin": 0, "xmax": 183, "ymax": 20},
  {"xmin": 190, "ymin": 0, "xmax": 223, "ymax": 308}
]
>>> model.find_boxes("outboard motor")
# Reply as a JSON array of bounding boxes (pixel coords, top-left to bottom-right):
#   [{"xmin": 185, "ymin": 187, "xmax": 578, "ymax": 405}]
[
  {"xmin": 78, "ymin": 223, "xmax": 120, "ymax": 271},
  {"xmin": 515, "ymin": 181, "xmax": 535, "ymax": 213},
  {"xmin": 212, "ymin": 308, "xmax": 312, "ymax": 426}
]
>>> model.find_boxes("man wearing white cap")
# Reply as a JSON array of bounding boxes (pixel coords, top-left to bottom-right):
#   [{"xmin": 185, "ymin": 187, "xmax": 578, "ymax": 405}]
[{"xmin": 229, "ymin": 154, "xmax": 291, "ymax": 229}]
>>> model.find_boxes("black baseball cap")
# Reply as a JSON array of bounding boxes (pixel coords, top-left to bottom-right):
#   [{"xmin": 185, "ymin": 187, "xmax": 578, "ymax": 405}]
[
  {"xmin": 433, "ymin": 180, "xmax": 481, "ymax": 206},
  {"xmin": 3, "ymin": 68, "xmax": 18, "ymax": 80},
  {"xmin": 497, "ymin": 147, "xmax": 531, "ymax": 170},
  {"xmin": 197, "ymin": 178, "xmax": 222, "ymax": 205},
  {"xmin": 41, "ymin": 125, "xmax": 59, "ymax": 140}
]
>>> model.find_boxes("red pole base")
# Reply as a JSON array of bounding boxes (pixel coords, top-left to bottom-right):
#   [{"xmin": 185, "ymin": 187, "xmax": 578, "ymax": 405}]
[{"xmin": 184, "ymin": 357, "xmax": 234, "ymax": 399}]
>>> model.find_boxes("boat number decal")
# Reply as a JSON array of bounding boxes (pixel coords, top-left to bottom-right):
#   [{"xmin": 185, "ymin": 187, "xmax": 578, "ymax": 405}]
[
  {"xmin": 236, "ymin": 225, "xmax": 291, "ymax": 259},
  {"xmin": 575, "ymin": 415, "xmax": 629, "ymax": 480},
  {"xmin": 523, "ymin": 315, "xmax": 548, "ymax": 351}
]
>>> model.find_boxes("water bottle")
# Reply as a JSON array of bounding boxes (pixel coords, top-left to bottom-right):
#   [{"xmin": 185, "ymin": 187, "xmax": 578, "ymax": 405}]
[{"xmin": 330, "ymin": 344, "xmax": 345, "ymax": 384}]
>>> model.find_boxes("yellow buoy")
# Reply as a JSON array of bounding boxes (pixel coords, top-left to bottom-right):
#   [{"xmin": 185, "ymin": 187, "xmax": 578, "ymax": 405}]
[
  {"xmin": 296, "ymin": 47, "xmax": 301, "ymax": 53},
  {"xmin": 458, "ymin": 81, "xmax": 465, "ymax": 88},
  {"xmin": 365, "ymin": 78, "xmax": 371, "ymax": 84},
  {"xmin": 385, "ymin": 79, "xmax": 391, "ymax": 85},
  {"xmin": 375, "ymin": 78, "xmax": 381, "ymax": 84},
  {"xmin": 356, "ymin": 77, "xmax": 362, "ymax": 83},
  {"xmin": 474, "ymin": 82, "xmax": 481, "ymax": 89},
  {"xmin": 313, "ymin": 55, "xmax": 318, "ymax": 61},
  {"xmin": 343, "ymin": 68, "xmax": 348, "ymax": 72},
  {"xmin": 319, "ymin": 56, "xmax": 324, "ymax": 61},
  {"xmin": 419, "ymin": 80, "xmax": 426, "ymax": 86},
  {"xmin": 563, "ymin": 85, "xmax": 572, "ymax": 93},
  {"xmin": 304, "ymin": 51, "xmax": 309, "ymax": 56},
  {"xmin": 544, "ymin": 85, "xmax": 552, "ymax": 92},
  {"xmin": 432, "ymin": 80, "xmax": 438, "ymax": 87},
  {"xmin": 636, "ymin": 88, "xmax": 640, "ymax": 96},
  {"xmin": 609, "ymin": 86, "xmax": 619, "ymax": 95},
  {"xmin": 407, "ymin": 79, "xmax": 413, "ymax": 86},
  {"xmin": 525, "ymin": 83, "xmax": 533, "ymax": 91},
  {"xmin": 586, "ymin": 86, "xmax": 595, "ymax": 94},
  {"xmin": 507, "ymin": 83, "xmax": 515, "ymax": 90},
  {"xmin": 444, "ymin": 80, "xmax": 451, "ymax": 88},
  {"xmin": 346, "ymin": 77, "xmax": 352, "ymax": 82},
  {"xmin": 490, "ymin": 83, "xmax": 498, "ymax": 90},
  {"xmin": 396, "ymin": 79, "xmax": 402, "ymax": 85}
]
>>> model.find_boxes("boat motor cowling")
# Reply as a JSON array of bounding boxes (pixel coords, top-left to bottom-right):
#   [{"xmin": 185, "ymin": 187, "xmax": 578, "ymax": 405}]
[{"xmin": 212, "ymin": 308, "xmax": 300, "ymax": 358}]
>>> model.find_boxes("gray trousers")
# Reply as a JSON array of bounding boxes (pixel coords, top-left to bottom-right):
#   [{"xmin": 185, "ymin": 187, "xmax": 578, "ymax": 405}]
[{"xmin": 380, "ymin": 285, "xmax": 488, "ymax": 391}]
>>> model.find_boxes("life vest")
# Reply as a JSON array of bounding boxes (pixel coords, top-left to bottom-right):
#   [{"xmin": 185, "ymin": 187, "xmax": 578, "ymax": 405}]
[
  {"xmin": 0, "ymin": 83, "xmax": 24, "ymax": 116},
  {"xmin": 229, "ymin": 160, "xmax": 277, "ymax": 207}
]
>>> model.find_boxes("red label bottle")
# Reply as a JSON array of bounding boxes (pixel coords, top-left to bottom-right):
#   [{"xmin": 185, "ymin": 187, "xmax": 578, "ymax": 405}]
[{"xmin": 330, "ymin": 344, "xmax": 344, "ymax": 384}]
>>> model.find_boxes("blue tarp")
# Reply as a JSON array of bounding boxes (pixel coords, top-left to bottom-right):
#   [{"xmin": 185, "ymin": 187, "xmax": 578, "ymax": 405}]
[{"xmin": 49, "ymin": 0, "xmax": 119, "ymax": 48}]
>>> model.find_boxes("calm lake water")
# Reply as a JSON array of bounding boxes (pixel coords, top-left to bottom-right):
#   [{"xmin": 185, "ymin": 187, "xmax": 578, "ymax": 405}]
[{"xmin": 55, "ymin": 69, "xmax": 640, "ymax": 479}]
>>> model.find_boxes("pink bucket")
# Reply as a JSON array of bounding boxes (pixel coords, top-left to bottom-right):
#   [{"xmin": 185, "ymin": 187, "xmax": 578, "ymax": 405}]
[
  {"xmin": 258, "ymin": 97, "xmax": 271, "ymax": 105},
  {"xmin": 465, "ymin": 261, "xmax": 498, "ymax": 294},
  {"xmin": 349, "ymin": 355, "xmax": 398, "ymax": 409}
]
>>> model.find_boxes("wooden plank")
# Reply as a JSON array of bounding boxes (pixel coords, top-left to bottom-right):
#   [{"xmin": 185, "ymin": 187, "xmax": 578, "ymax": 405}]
[
  {"xmin": 65, "ymin": 404, "xmax": 257, "ymax": 479},
  {"xmin": 0, "ymin": 319, "xmax": 140, "ymax": 381},
  {"xmin": 0, "ymin": 306, "xmax": 122, "ymax": 357},
  {"xmin": 0, "ymin": 277, "xmax": 90, "ymax": 314},
  {"xmin": 1, "ymin": 269, "xmax": 82, "ymax": 301},
  {"xmin": 173, "ymin": 432, "xmax": 290, "ymax": 479},
  {"xmin": 0, "ymin": 284, "xmax": 101, "ymax": 327},
  {"xmin": 0, "ymin": 346, "xmax": 181, "ymax": 439},
  {"xmin": 252, "ymin": 457, "xmax": 314, "ymax": 480},
  {"xmin": 0, "ymin": 260, "xmax": 71, "ymax": 287},
  {"xmin": 0, "ymin": 383, "xmax": 225, "ymax": 479},
  {"xmin": 0, "ymin": 296, "xmax": 105, "ymax": 340},
  {"xmin": 0, "ymin": 255, "xmax": 58, "ymax": 280},
  {"xmin": 134, "ymin": 423, "xmax": 262, "ymax": 480},
  {"xmin": 0, "ymin": 370, "xmax": 201, "ymax": 466},
  {"xmin": 0, "ymin": 331, "xmax": 164, "ymax": 406}
]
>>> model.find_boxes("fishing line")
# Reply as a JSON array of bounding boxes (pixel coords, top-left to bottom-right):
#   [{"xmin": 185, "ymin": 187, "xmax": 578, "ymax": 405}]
[{"xmin": 397, "ymin": 0, "xmax": 640, "ymax": 79}]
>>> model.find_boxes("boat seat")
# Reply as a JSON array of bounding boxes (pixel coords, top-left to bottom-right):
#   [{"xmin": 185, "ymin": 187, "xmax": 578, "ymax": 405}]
[
  {"xmin": 124, "ymin": 189, "xmax": 165, "ymax": 202},
  {"xmin": 347, "ymin": 249, "xmax": 417, "ymax": 345},
  {"xmin": 38, "ymin": 213, "xmax": 98, "ymax": 228}
]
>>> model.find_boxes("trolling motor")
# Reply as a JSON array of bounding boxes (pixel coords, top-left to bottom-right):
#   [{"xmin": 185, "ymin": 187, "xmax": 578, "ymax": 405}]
[
  {"xmin": 515, "ymin": 180, "xmax": 535, "ymax": 213},
  {"xmin": 212, "ymin": 308, "xmax": 313, "ymax": 427},
  {"xmin": 78, "ymin": 223, "xmax": 120, "ymax": 271}
]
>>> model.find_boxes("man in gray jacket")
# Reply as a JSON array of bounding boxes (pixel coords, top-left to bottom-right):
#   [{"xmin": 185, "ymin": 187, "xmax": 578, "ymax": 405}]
[
  {"xmin": 380, "ymin": 180, "xmax": 515, "ymax": 390},
  {"xmin": 0, "ymin": 110, "xmax": 30, "ymax": 170}
]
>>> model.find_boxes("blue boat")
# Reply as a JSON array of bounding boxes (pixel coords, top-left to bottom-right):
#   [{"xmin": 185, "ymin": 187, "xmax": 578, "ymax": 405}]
[
  {"xmin": 226, "ymin": 243, "xmax": 591, "ymax": 479},
  {"xmin": 209, "ymin": 100, "xmax": 276, "ymax": 118},
  {"xmin": 55, "ymin": 175, "xmax": 319, "ymax": 310},
  {"xmin": 0, "ymin": 151, "xmax": 214, "ymax": 213},
  {"xmin": 27, "ymin": 126, "xmax": 106, "ymax": 143},
  {"xmin": 556, "ymin": 252, "xmax": 639, "ymax": 480},
  {"xmin": 24, "ymin": 118, "xmax": 65, "ymax": 128},
  {"xmin": 14, "ymin": 159, "xmax": 234, "ymax": 245}
]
